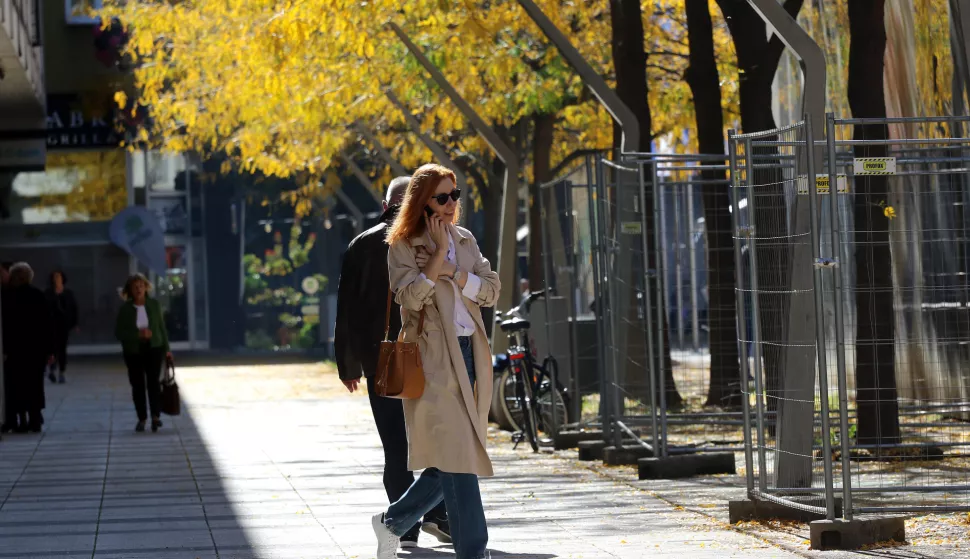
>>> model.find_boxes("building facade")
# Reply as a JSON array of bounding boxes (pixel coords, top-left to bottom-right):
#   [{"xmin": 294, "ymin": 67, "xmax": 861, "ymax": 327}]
[{"xmin": 0, "ymin": 2, "xmax": 210, "ymax": 353}]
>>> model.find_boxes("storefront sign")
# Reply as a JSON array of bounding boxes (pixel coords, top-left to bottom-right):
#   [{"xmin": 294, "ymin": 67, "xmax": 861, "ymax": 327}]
[{"xmin": 46, "ymin": 94, "xmax": 122, "ymax": 150}]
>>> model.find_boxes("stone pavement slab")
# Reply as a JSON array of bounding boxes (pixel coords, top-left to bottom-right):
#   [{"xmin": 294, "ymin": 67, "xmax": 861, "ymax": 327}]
[{"xmin": 0, "ymin": 361, "xmax": 801, "ymax": 558}]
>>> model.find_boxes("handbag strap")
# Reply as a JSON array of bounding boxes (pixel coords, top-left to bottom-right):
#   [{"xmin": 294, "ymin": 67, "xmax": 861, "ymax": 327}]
[{"xmin": 384, "ymin": 288, "xmax": 425, "ymax": 341}]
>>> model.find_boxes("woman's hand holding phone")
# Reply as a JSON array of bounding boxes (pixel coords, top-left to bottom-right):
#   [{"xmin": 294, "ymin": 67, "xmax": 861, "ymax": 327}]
[{"xmin": 421, "ymin": 210, "xmax": 449, "ymax": 282}]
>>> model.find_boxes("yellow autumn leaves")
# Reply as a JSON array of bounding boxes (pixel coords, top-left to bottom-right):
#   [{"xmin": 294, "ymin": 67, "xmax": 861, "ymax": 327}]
[{"xmin": 98, "ymin": 0, "xmax": 735, "ymax": 200}]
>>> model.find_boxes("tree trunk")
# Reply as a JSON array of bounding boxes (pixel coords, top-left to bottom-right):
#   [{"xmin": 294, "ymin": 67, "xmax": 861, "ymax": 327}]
[
  {"xmin": 530, "ymin": 113, "xmax": 554, "ymax": 290},
  {"xmin": 610, "ymin": 0, "xmax": 682, "ymax": 407},
  {"xmin": 848, "ymin": 0, "xmax": 900, "ymax": 448},
  {"xmin": 685, "ymin": 0, "xmax": 739, "ymax": 408},
  {"xmin": 716, "ymin": 0, "xmax": 804, "ymax": 418}
]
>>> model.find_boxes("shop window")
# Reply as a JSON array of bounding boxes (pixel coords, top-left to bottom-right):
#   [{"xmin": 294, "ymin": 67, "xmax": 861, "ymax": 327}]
[
  {"xmin": 12, "ymin": 151, "xmax": 127, "ymax": 224},
  {"xmin": 65, "ymin": 0, "xmax": 102, "ymax": 25}
]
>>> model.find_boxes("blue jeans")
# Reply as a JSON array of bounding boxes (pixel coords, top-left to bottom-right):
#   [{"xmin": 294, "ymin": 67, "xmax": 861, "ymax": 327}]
[{"xmin": 384, "ymin": 336, "xmax": 487, "ymax": 559}]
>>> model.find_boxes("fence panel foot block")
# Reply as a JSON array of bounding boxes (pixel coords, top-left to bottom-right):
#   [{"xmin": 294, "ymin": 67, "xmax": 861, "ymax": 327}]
[
  {"xmin": 729, "ymin": 498, "xmax": 842, "ymax": 524},
  {"xmin": 809, "ymin": 517, "xmax": 906, "ymax": 551},
  {"xmin": 577, "ymin": 440, "xmax": 607, "ymax": 461},
  {"xmin": 638, "ymin": 452, "xmax": 735, "ymax": 479},
  {"xmin": 555, "ymin": 430, "xmax": 604, "ymax": 450},
  {"xmin": 603, "ymin": 444, "xmax": 654, "ymax": 465}
]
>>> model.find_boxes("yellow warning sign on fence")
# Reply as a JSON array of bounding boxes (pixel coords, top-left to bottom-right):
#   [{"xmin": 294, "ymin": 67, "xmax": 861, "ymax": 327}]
[
  {"xmin": 621, "ymin": 222, "xmax": 642, "ymax": 235},
  {"xmin": 796, "ymin": 174, "xmax": 849, "ymax": 195},
  {"xmin": 853, "ymin": 157, "xmax": 897, "ymax": 175}
]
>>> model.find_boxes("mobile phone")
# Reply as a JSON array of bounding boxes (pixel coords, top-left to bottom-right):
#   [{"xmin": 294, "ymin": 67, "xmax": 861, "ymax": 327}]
[{"xmin": 425, "ymin": 206, "xmax": 435, "ymax": 217}]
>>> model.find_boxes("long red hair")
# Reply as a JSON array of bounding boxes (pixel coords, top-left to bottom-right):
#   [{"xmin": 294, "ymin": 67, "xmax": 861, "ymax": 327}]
[{"xmin": 385, "ymin": 163, "xmax": 460, "ymax": 246}]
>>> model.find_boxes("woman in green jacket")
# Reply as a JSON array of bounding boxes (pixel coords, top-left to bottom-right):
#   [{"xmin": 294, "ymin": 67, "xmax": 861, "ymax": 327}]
[{"xmin": 115, "ymin": 274, "xmax": 173, "ymax": 432}]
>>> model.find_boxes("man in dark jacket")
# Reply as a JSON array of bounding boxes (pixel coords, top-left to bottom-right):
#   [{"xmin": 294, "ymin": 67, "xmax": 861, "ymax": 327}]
[
  {"xmin": 2, "ymin": 262, "xmax": 54, "ymax": 433},
  {"xmin": 334, "ymin": 176, "xmax": 450, "ymax": 549}
]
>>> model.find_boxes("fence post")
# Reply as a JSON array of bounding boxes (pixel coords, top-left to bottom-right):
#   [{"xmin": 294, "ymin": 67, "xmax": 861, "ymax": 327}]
[
  {"xmin": 805, "ymin": 118, "xmax": 836, "ymax": 521},
  {"xmin": 587, "ymin": 156, "xmax": 609, "ymax": 434},
  {"xmin": 639, "ymin": 160, "xmax": 662, "ymax": 457},
  {"xmin": 827, "ymin": 112, "xmax": 853, "ymax": 520},
  {"xmin": 650, "ymin": 159, "xmax": 670, "ymax": 458},
  {"xmin": 539, "ymin": 178, "xmax": 559, "ymax": 433},
  {"xmin": 687, "ymin": 183, "xmax": 700, "ymax": 351},
  {"xmin": 744, "ymin": 137, "xmax": 768, "ymax": 492},
  {"xmin": 729, "ymin": 131, "xmax": 756, "ymax": 496}
]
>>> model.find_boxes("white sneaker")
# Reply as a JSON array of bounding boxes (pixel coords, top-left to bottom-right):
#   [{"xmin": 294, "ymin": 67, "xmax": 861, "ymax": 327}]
[{"xmin": 372, "ymin": 513, "xmax": 400, "ymax": 558}]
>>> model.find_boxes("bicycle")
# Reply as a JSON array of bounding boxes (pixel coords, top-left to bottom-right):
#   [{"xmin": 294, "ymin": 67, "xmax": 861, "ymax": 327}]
[{"xmin": 494, "ymin": 289, "xmax": 571, "ymax": 452}]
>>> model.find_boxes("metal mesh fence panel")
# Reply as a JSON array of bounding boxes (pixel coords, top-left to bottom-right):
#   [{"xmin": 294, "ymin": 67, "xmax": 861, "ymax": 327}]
[
  {"xmin": 730, "ymin": 121, "xmax": 836, "ymax": 517},
  {"xmin": 537, "ymin": 154, "xmax": 604, "ymax": 427},
  {"xmin": 829, "ymin": 115, "xmax": 970, "ymax": 515}
]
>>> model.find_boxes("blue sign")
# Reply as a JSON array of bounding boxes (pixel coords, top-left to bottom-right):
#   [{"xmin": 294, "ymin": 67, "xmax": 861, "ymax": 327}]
[{"xmin": 109, "ymin": 206, "xmax": 167, "ymax": 274}]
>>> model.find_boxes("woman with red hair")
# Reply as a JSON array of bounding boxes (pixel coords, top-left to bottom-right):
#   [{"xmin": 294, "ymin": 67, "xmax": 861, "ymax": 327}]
[{"xmin": 372, "ymin": 163, "xmax": 500, "ymax": 559}]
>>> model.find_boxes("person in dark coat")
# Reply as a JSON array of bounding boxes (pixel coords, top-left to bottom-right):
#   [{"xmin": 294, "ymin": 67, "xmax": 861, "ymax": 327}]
[
  {"xmin": 45, "ymin": 270, "xmax": 79, "ymax": 384},
  {"xmin": 334, "ymin": 176, "xmax": 450, "ymax": 550},
  {"xmin": 1, "ymin": 262, "xmax": 54, "ymax": 433}
]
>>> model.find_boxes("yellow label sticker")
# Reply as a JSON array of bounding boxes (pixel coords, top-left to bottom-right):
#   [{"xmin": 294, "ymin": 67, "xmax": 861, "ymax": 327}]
[
  {"xmin": 853, "ymin": 157, "xmax": 896, "ymax": 175},
  {"xmin": 796, "ymin": 175, "xmax": 849, "ymax": 195},
  {"xmin": 621, "ymin": 222, "xmax": 642, "ymax": 235}
]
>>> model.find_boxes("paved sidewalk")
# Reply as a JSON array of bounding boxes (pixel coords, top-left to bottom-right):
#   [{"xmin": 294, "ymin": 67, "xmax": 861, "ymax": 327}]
[{"xmin": 0, "ymin": 361, "xmax": 800, "ymax": 559}]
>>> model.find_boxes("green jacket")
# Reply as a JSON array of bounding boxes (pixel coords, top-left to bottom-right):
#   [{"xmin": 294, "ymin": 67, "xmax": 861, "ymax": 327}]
[{"xmin": 115, "ymin": 297, "xmax": 170, "ymax": 354}]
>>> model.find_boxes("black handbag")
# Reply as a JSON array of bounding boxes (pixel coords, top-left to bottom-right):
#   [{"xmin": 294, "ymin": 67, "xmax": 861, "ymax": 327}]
[{"xmin": 160, "ymin": 358, "xmax": 181, "ymax": 416}]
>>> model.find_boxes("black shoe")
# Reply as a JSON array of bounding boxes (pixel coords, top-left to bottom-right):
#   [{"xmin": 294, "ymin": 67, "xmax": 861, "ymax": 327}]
[
  {"xmin": 135, "ymin": 421, "xmax": 146, "ymax": 432},
  {"xmin": 421, "ymin": 516, "xmax": 452, "ymax": 544},
  {"xmin": 151, "ymin": 418, "xmax": 163, "ymax": 432},
  {"xmin": 48, "ymin": 371, "xmax": 57, "ymax": 384},
  {"xmin": 28, "ymin": 423, "xmax": 41, "ymax": 433},
  {"xmin": 400, "ymin": 531, "xmax": 419, "ymax": 549}
]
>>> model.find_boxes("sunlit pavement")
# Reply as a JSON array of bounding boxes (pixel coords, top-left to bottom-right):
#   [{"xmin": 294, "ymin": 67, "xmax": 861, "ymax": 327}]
[{"xmin": 0, "ymin": 360, "xmax": 799, "ymax": 559}]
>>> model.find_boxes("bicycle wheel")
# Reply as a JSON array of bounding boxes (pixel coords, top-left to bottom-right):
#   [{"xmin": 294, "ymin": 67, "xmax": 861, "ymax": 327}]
[
  {"xmin": 535, "ymin": 381, "xmax": 570, "ymax": 438},
  {"xmin": 515, "ymin": 364, "xmax": 540, "ymax": 452}
]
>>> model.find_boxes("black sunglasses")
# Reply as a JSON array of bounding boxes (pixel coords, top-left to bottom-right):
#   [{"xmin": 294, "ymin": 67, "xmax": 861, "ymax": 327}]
[{"xmin": 429, "ymin": 189, "xmax": 461, "ymax": 206}]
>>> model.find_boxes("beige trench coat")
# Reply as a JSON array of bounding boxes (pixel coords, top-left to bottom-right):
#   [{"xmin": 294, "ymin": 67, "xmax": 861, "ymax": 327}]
[{"xmin": 387, "ymin": 224, "xmax": 501, "ymax": 477}]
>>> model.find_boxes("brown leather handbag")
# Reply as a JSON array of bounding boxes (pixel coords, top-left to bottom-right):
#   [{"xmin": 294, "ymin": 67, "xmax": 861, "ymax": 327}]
[{"xmin": 375, "ymin": 289, "xmax": 426, "ymax": 399}]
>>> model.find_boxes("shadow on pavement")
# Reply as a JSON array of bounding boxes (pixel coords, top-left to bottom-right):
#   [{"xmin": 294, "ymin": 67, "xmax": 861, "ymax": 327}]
[{"xmin": 0, "ymin": 360, "xmax": 258, "ymax": 559}]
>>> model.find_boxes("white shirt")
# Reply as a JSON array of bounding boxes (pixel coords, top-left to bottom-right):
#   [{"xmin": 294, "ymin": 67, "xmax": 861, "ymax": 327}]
[
  {"xmin": 135, "ymin": 304, "xmax": 150, "ymax": 330},
  {"xmin": 419, "ymin": 235, "xmax": 482, "ymax": 336}
]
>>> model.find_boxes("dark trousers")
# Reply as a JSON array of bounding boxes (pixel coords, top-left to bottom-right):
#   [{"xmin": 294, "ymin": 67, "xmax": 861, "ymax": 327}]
[
  {"xmin": 123, "ymin": 344, "xmax": 163, "ymax": 422},
  {"xmin": 53, "ymin": 330, "xmax": 69, "ymax": 373},
  {"xmin": 366, "ymin": 375, "xmax": 447, "ymax": 535}
]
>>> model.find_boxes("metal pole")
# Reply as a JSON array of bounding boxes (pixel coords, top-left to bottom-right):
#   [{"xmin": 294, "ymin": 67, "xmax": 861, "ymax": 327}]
[
  {"xmin": 565, "ymin": 184, "xmax": 582, "ymax": 425},
  {"xmin": 746, "ymin": 0, "xmax": 827, "ymax": 139},
  {"xmin": 651, "ymin": 159, "xmax": 670, "ymax": 458},
  {"xmin": 640, "ymin": 160, "xmax": 661, "ymax": 456},
  {"xmin": 596, "ymin": 156, "xmax": 621, "ymax": 448},
  {"xmin": 687, "ymin": 184, "xmax": 700, "ymax": 351},
  {"xmin": 333, "ymin": 189, "xmax": 364, "ymax": 237},
  {"xmin": 540, "ymin": 179, "xmax": 559, "ymax": 434},
  {"xmin": 354, "ymin": 121, "xmax": 409, "ymax": 177},
  {"xmin": 514, "ymin": 0, "xmax": 639, "ymax": 153},
  {"xmin": 745, "ymin": 137, "xmax": 769, "ymax": 492},
  {"xmin": 587, "ymin": 156, "xmax": 609, "ymax": 434},
  {"xmin": 384, "ymin": 89, "xmax": 471, "ymax": 224},
  {"xmin": 673, "ymin": 186, "xmax": 685, "ymax": 348},
  {"xmin": 729, "ymin": 131, "xmax": 756, "ymax": 496},
  {"xmin": 659, "ymin": 182, "xmax": 672, "ymax": 358},
  {"xmin": 339, "ymin": 152, "xmax": 383, "ymax": 205},
  {"xmin": 805, "ymin": 118, "xmax": 836, "ymax": 521},
  {"xmin": 827, "ymin": 113, "xmax": 854, "ymax": 520},
  {"xmin": 388, "ymin": 22, "xmax": 520, "ymax": 351}
]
